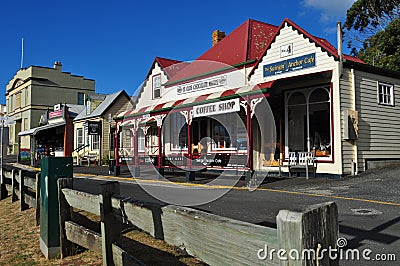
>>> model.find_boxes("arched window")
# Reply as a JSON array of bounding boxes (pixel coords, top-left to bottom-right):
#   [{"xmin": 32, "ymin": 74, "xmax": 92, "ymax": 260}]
[{"xmin": 286, "ymin": 86, "xmax": 331, "ymax": 158}]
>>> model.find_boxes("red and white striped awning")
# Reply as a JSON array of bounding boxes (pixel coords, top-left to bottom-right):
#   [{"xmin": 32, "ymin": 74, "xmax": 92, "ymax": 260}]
[{"xmin": 117, "ymin": 81, "xmax": 273, "ymax": 119}]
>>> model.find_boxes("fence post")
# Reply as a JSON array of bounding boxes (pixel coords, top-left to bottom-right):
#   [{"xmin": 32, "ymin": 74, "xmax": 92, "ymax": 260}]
[
  {"xmin": 19, "ymin": 170, "xmax": 28, "ymax": 211},
  {"xmin": 276, "ymin": 201, "xmax": 339, "ymax": 266},
  {"xmin": 11, "ymin": 169, "xmax": 17, "ymax": 202},
  {"xmin": 0, "ymin": 168, "xmax": 7, "ymax": 200},
  {"xmin": 58, "ymin": 177, "xmax": 74, "ymax": 258},
  {"xmin": 100, "ymin": 181, "xmax": 121, "ymax": 266},
  {"xmin": 35, "ymin": 172, "xmax": 41, "ymax": 226}
]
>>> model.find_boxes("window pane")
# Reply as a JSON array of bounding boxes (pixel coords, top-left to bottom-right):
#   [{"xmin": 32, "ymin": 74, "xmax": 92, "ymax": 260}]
[
  {"xmin": 309, "ymin": 102, "xmax": 331, "ymax": 156},
  {"xmin": 288, "ymin": 105, "xmax": 307, "ymax": 152},
  {"xmin": 78, "ymin": 92, "xmax": 85, "ymax": 105},
  {"xmin": 288, "ymin": 91, "xmax": 306, "ymax": 105},
  {"xmin": 309, "ymin": 88, "xmax": 329, "ymax": 103}
]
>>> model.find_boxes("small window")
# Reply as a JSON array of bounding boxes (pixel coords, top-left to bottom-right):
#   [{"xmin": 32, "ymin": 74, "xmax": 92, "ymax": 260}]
[
  {"xmin": 77, "ymin": 128, "xmax": 83, "ymax": 148},
  {"xmin": 152, "ymin": 75, "xmax": 161, "ymax": 99},
  {"xmin": 15, "ymin": 93, "xmax": 21, "ymax": 109},
  {"xmin": 78, "ymin": 92, "xmax": 85, "ymax": 105},
  {"xmin": 378, "ymin": 82, "xmax": 394, "ymax": 106},
  {"xmin": 23, "ymin": 118, "xmax": 28, "ymax": 131},
  {"xmin": 91, "ymin": 135, "xmax": 99, "ymax": 150}
]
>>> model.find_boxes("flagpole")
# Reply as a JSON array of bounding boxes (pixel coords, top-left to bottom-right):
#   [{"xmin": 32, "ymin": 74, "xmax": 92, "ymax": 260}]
[{"xmin": 20, "ymin": 38, "xmax": 24, "ymax": 69}]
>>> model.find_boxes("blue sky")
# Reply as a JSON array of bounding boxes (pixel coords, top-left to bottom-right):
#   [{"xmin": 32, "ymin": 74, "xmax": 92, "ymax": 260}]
[{"xmin": 0, "ymin": 0, "xmax": 356, "ymax": 104}]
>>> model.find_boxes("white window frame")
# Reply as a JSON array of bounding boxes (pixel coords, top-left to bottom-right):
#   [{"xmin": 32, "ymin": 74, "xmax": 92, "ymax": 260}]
[
  {"xmin": 91, "ymin": 135, "xmax": 100, "ymax": 150},
  {"xmin": 285, "ymin": 86, "xmax": 332, "ymax": 161},
  {"xmin": 169, "ymin": 113, "xmax": 188, "ymax": 151},
  {"xmin": 152, "ymin": 74, "xmax": 161, "ymax": 99},
  {"xmin": 377, "ymin": 82, "xmax": 394, "ymax": 106},
  {"xmin": 77, "ymin": 128, "xmax": 83, "ymax": 148}
]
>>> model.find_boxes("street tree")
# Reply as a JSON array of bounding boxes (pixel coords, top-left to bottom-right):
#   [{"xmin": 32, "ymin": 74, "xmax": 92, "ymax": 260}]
[{"xmin": 344, "ymin": 0, "xmax": 400, "ymax": 70}]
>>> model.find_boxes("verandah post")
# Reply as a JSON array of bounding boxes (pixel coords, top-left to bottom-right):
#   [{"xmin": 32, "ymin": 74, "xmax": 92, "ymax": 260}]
[
  {"xmin": 186, "ymin": 111, "xmax": 195, "ymax": 182},
  {"xmin": 245, "ymin": 96, "xmax": 253, "ymax": 184},
  {"xmin": 132, "ymin": 121, "xmax": 140, "ymax": 177},
  {"xmin": 157, "ymin": 124, "xmax": 163, "ymax": 177}
]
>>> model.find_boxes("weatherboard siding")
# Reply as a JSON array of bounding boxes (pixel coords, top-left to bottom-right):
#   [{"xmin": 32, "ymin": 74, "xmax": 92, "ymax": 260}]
[
  {"xmin": 251, "ymin": 23, "xmax": 336, "ymax": 85},
  {"xmin": 339, "ymin": 69, "xmax": 356, "ymax": 175},
  {"xmin": 355, "ymin": 70, "xmax": 400, "ymax": 171},
  {"xmin": 134, "ymin": 63, "xmax": 168, "ymax": 111},
  {"xmin": 102, "ymin": 96, "xmax": 133, "ymax": 158}
]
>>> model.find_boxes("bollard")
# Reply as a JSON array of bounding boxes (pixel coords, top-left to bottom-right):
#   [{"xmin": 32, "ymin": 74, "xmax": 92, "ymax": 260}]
[{"xmin": 40, "ymin": 157, "xmax": 73, "ymax": 259}]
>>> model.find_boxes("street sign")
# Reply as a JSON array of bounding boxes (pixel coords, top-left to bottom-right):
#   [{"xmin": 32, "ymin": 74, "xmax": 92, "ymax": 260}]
[
  {"xmin": 0, "ymin": 116, "xmax": 8, "ymax": 121},
  {"xmin": 4, "ymin": 121, "xmax": 16, "ymax": 125}
]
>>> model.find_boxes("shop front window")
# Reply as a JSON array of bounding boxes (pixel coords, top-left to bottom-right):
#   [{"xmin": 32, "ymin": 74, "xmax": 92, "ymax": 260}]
[
  {"xmin": 286, "ymin": 86, "xmax": 331, "ymax": 158},
  {"xmin": 211, "ymin": 112, "xmax": 246, "ymax": 150},
  {"xmin": 137, "ymin": 129, "xmax": 145, "ymax": 152},
  {"xmin": 169, "ymin": 113, "xmax": 187, "ymax": 150}
]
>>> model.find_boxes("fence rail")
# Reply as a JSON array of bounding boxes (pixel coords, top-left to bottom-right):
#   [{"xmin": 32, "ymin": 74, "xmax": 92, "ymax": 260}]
[
  {"xmin": 0, "ymin": 163, "xmax": 339, "ymax": 266},
  {"xmin": 0, "ymin": 165, "xmax": 41, "ymax": 225},
  {"xmin": 58, "ymin": 178, "xmax": 338, "ymax": 266}
]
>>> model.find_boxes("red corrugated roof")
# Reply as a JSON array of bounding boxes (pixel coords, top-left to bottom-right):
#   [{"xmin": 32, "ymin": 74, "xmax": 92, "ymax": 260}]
[
  {"xmin": 165, "ymin": 19, "xmax": 279, "ymax": 86},
  {"xmin": 249, "ymin": 18, "xmax": 365, "ymax": 77},
  {"xmin": 152, "ymin": 18, "xmax": 364, "ymax": 88},
  {"xmin": 144, "ymin": 57, "xmax": 189, "ymax": 80},
  {"xmin": 156, "ymin": 57, "xmax": 189, "ymax": 78}
]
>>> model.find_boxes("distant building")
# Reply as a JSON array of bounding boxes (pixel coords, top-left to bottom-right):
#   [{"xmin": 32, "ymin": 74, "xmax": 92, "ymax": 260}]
[
  {"xmin": 18, "ymin": 103, "xmax": 84, "ymax": 165},
  {"xmin": 5, "ymin": 61, "xmax": 95, "ymax": 154},
  {"xmin": 72, "ymin": 90, "xmax": 133, "ymax": 165}
]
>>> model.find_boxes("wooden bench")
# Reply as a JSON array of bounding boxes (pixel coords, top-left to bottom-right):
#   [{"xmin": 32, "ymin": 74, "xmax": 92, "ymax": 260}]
[
  {"xmin": 80, "ymin": 153, "xmax": 99, "ymax": 166},
  {"xmin": 288, "ymin": 152, "xmax": 317, "ymax": 179}
]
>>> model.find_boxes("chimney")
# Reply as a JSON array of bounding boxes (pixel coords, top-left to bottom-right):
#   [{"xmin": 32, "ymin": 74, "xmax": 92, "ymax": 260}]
[
  {"xmin": 212, "ymin": 30, "xmax": 226, "ymax": 46},
  {"xmin": 53, "ymin": 61, "xmax": 62, "ymax": 71}
]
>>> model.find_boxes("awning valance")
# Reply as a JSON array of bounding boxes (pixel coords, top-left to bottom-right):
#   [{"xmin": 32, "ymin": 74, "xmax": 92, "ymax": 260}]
[
  {"xmin": 18, "ymin": 122, "xmax": 66, "ymax": 136},
  {"xmin": 117, "ymin": 81, "xmax": 274, "ymax": 120}
]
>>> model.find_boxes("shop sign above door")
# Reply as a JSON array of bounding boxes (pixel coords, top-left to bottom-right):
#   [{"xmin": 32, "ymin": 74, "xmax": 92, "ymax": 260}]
[
  {"xmin": 193, "ymin": 98, "xmax": 240, "ymax": 118},
  {"xmin": 177, "ymin": 75, "xmax": 227, "ymax": 95},
  {"xmin": 263, "ymin": 52, "xmax": 316, "ymax": 77}
]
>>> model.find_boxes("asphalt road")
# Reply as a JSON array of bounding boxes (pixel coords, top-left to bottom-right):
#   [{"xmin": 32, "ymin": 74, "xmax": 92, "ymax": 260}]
[{"xmin": 73, "ymin": 166, "xmax": 400, "ymax": 266}]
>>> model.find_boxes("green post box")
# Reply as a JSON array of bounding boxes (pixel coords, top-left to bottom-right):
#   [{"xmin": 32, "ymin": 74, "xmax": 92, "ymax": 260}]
[{"xmin": 40, "ymin": 156, "xmax": 73, "ymax": 259}]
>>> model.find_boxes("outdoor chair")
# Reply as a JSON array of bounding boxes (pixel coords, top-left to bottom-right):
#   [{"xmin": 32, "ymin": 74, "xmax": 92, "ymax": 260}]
[{"xmin": 288, "ymin": 151, "xmax": 317, "ymax": 179}]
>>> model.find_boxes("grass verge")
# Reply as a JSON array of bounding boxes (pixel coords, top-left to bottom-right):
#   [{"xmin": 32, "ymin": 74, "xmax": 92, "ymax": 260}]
[{"xmin": 0, "ymin": 197, "xmax": 206, "ymax": 265}]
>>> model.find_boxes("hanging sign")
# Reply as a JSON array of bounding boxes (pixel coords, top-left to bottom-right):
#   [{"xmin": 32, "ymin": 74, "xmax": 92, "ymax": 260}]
[
  {"xmin": 88, "ymin": 121, "xmax": 101, "ymax": 135},
  {"xmin": 193, "ymin": 98, "xmax": 240, "ymax": 118},
  {"xmin": 263, "ymin": 53, "xmax": 316, "ymax": 77}
]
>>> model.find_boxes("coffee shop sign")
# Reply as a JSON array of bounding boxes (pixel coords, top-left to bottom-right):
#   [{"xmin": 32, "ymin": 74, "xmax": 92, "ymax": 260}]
[
  {"xmin": 193, "ymin": 98, "xmax": 240, "ymax": 118},
  {"xmin": 177, "ymin": 75, "xmax": 227, "ymax": 95}
]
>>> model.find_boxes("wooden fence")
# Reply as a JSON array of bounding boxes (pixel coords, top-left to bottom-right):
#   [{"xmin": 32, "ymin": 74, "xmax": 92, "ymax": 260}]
[
  {"xmin": 0, "ymin": 165, "xmax": 41, "ymax": 225},
  {"xmin": 0, "ymin": 163, "xmax": 339, "ymax": 266},
  {"xmin": 58, "ymin": 178, "xmax": 339, "ymax": 266}
]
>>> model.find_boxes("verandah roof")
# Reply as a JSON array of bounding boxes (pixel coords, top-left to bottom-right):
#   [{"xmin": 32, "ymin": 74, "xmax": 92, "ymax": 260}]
[{"xmin": 116, "ymin": 81, "xmax": 274, "ymax": 120}]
